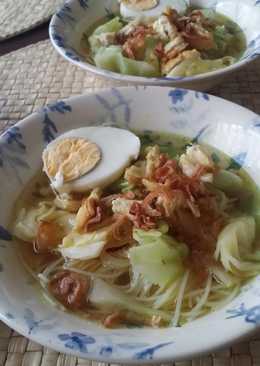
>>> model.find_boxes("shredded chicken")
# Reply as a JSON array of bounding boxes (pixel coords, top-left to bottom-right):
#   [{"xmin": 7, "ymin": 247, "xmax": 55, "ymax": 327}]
[
  {"xmin": 124, "ymin": 161, "xmax": 146, "ymax": 186},
  {"xmin": 122, "ymin": 144, "xmax": 217, "ymax": 222},
  {"xmin": 129, "ymin": 201, "xmax": 156, "ymax": 230},
  {"xmin": 95, "ymin": 32, "xmax": 117, "ymax": 47},
  {"xmin": 143, "ymin": 187, "xmax": 186, "ymax": 217},
  {"xmin": 164, "ymin": 36, "xmax": 188, "ymax": 56},
  {"xmin": 145, "ymin": 145, "xmax": 166, "ymax": 179},
  {"xmin": 142, "ymin": 178, "xmax": 161, "ymax": 192},
  {"xmin": 154, "ymin": 41, "xmax": 165, "ymax": 58},
  {"xmin": 117, "ymin": 18, "xmax": 143, "ymax": 39},
  {"xmin": 164, "ymin": 7, "xmax": 216, "ymax": 50},
  {"xmin": 182, "ymin": 22, "xmax": 215, "ymax": 51},
  {"xmin": 151, "ymin": 7, "xmax": 216, "ymax": 75},
  {"xmin": 122, "ymin": 32, "xmax": 145, "ymax": 59},
  {"xmin": 88, "ymin": 4, "xmax": 221, "ymax": 79},
  {"xmin": 54, "ymin": 192, "xmax": 83, "ymax": 213},
  {"xmin": 162, "ymin": 48, "xmax": 201, "ymax": 75},
  {"xmin": 153, "ymin": 14, "xmax": 178, "ymax": 41},
  {"xmin": 179, "ymin": 145, "xmax": 215, "ymax": 183},
  {"xmin": 112, "ymin": 197, "xmax": 137, "ymax": 215},
  {"xmin": 122, "ymin": 25, "xmax": 155, "ymax": 59}
]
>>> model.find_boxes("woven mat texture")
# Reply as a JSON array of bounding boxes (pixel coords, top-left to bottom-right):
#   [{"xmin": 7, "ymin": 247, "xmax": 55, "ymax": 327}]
[
  {"xmin": 1, "ymin": 39, "xmax": 260, "ymax": 365},
  {"xmin": 0, "ymin": 0, "xmax": 64, "ymax": 41}
]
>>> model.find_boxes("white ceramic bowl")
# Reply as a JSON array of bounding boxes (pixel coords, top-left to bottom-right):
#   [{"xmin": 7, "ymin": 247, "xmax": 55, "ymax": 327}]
[
  {"xmin": 49, "ymin": 0, "xmax": 260, "ymax": 91},
  {"xmin": 1, "ymin": 87, "xmax": 260, "ymax": 363}
]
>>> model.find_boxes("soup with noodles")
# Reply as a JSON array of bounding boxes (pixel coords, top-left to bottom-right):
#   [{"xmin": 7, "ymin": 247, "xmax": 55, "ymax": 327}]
[{"xmin": 12, "ymin": 129, "xmax": 260, "ymax": 328}]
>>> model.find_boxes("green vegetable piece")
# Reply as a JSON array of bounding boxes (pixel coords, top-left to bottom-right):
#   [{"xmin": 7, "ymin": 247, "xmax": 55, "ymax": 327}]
[
  {"xmin": 167, "ymin": 56, "xmax": 235, "ymax": 77},
  {"xmin": 215, "ymin": 216, "xmax": 256, "ymax": 271},
  {"xmin": 213, "ymin": 169, "xmax": 243, "ymax": 194},
  {"xmin": 130, "ymin": 227, "xmax": 188, "ymax": 287},
  {"xmin": 93, "ymin": 17, "xmax": 123, "ymax": 36},
  {"xmin": 213, "ymin": 25, "xmax": 233, "ymax": 54},
  {"xmin": 133, "ymin": 223, "xmax": 169, "ymax": 243},
  {"xmin": 94, "ymin": 46, "xmax": 160, "ymax": 77},
  {"xmin": 228, "ymin": 157, "xmax": 243, "ymax": 170},
  {"xmin": 88, "ymin": 17, "xmax": 123, "ymax": 54},
  {"xmin": 211, "ymin": 152, "xmax": 220, "ymax": 164},
  {"xmin": 60, "ymin": 228, "xmax": 108, "ymax": 260},
  {"xmin": 94, "ymin": 46, "xmax": 121, "ymax": 70},
  {"xmin": 119, "ymin": 52, "xmax": 159, "ymax": 77}
]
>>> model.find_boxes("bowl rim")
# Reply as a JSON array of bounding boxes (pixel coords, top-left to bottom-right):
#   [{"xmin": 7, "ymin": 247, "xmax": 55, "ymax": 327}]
[
  {"xmin": 49, "ymin": 0, "xmax": 260, "ymax": 85},
  {"xmin": 1, "ymin": 86, "xmax": 260, "ymax": 363},
  {"xmin": 0, "ymin": 308, "xmax": 257, "ymax": 364}
]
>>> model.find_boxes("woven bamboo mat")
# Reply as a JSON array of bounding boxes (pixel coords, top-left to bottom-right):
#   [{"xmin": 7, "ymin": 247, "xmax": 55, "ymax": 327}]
[
  {"xmin": 0, "ymin": 0, "xmax": 64, "ymax": 41},
  {"xmin": 1, "ymin": 39, "xmax": 260, "ymax": 365}
]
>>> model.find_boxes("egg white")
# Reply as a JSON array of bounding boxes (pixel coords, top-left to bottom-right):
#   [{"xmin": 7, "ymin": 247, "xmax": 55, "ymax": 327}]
[
  {"xmin": 120, "ymin": 0, "xmax": 188, "ymax": 18},
  {"xmin": 43, "ymin": 127, "xmax": 140, "ymax": 193}
]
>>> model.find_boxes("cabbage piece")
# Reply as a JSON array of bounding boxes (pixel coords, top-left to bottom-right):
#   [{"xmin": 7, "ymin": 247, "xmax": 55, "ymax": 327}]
[
  {"xmin": 13, "ymin": 208, "xmax": 40, "ymax": 242},
  {"xmin": 94, "ymin": 46, "xmax": 160, "ymax": 77},
  {"xmin": 129, "ymin": 242, "xmax": 184, "ymax": 287},
  {"xmin": 59, "ymin": 228, "xmax": 108, "ymax": 260},
  {"xmin": 130, "ymin": 227, "xmax": 188, "ymax": 287},
  {"xmin": 92, "ymin": 17, "xmax": 123, "ymax": 36},
  {"xmin": 89, "ymin": 34, "xmax": 115, "ymax": 55},
  {"xmin": 89, "ymin": 17, "xmax": 123, "ymax": 54},
  {"xmin": 133, "ymin": 223, "xmax": 169, "ymax": 243},
  {"xmin": 167, "ymin": 56, "xmax": 235, "ymax": 77},
  {"xmin": 214, "ymin": 216, "xmax": 258, "ymax": 275},
  {"xmin": 213, "ymin": 169, "xmax": 244, "ymax": 194},
  {"xmin": 13, "ymin": 202, "xmax": 75, "ymax": 242},
  {"xmin": 89, "ymin": 278, "xmax": 171, "ymax": 322},
  {"xmin": 94, "ymin": 46, "xmax": 121, "ymax": 71}
]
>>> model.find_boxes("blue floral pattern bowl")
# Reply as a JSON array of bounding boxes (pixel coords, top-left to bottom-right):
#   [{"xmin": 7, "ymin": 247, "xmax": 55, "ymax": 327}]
[
  {"xmin": 1, "ymin": 86, "xmax": 260, "ymax": 363},
  {"xmin": 50, "ymin": 0, "xmax": 260, "ymax": 91}
]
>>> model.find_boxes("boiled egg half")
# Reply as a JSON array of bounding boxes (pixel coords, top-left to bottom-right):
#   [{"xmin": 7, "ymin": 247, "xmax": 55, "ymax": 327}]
[
  {"xmin": 42, "ymin": 127, "xmax": 140, "ymax": 193},
  {"xmin": 120, "ymin": 0, "xmax": 188, "ymax": 18}
]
